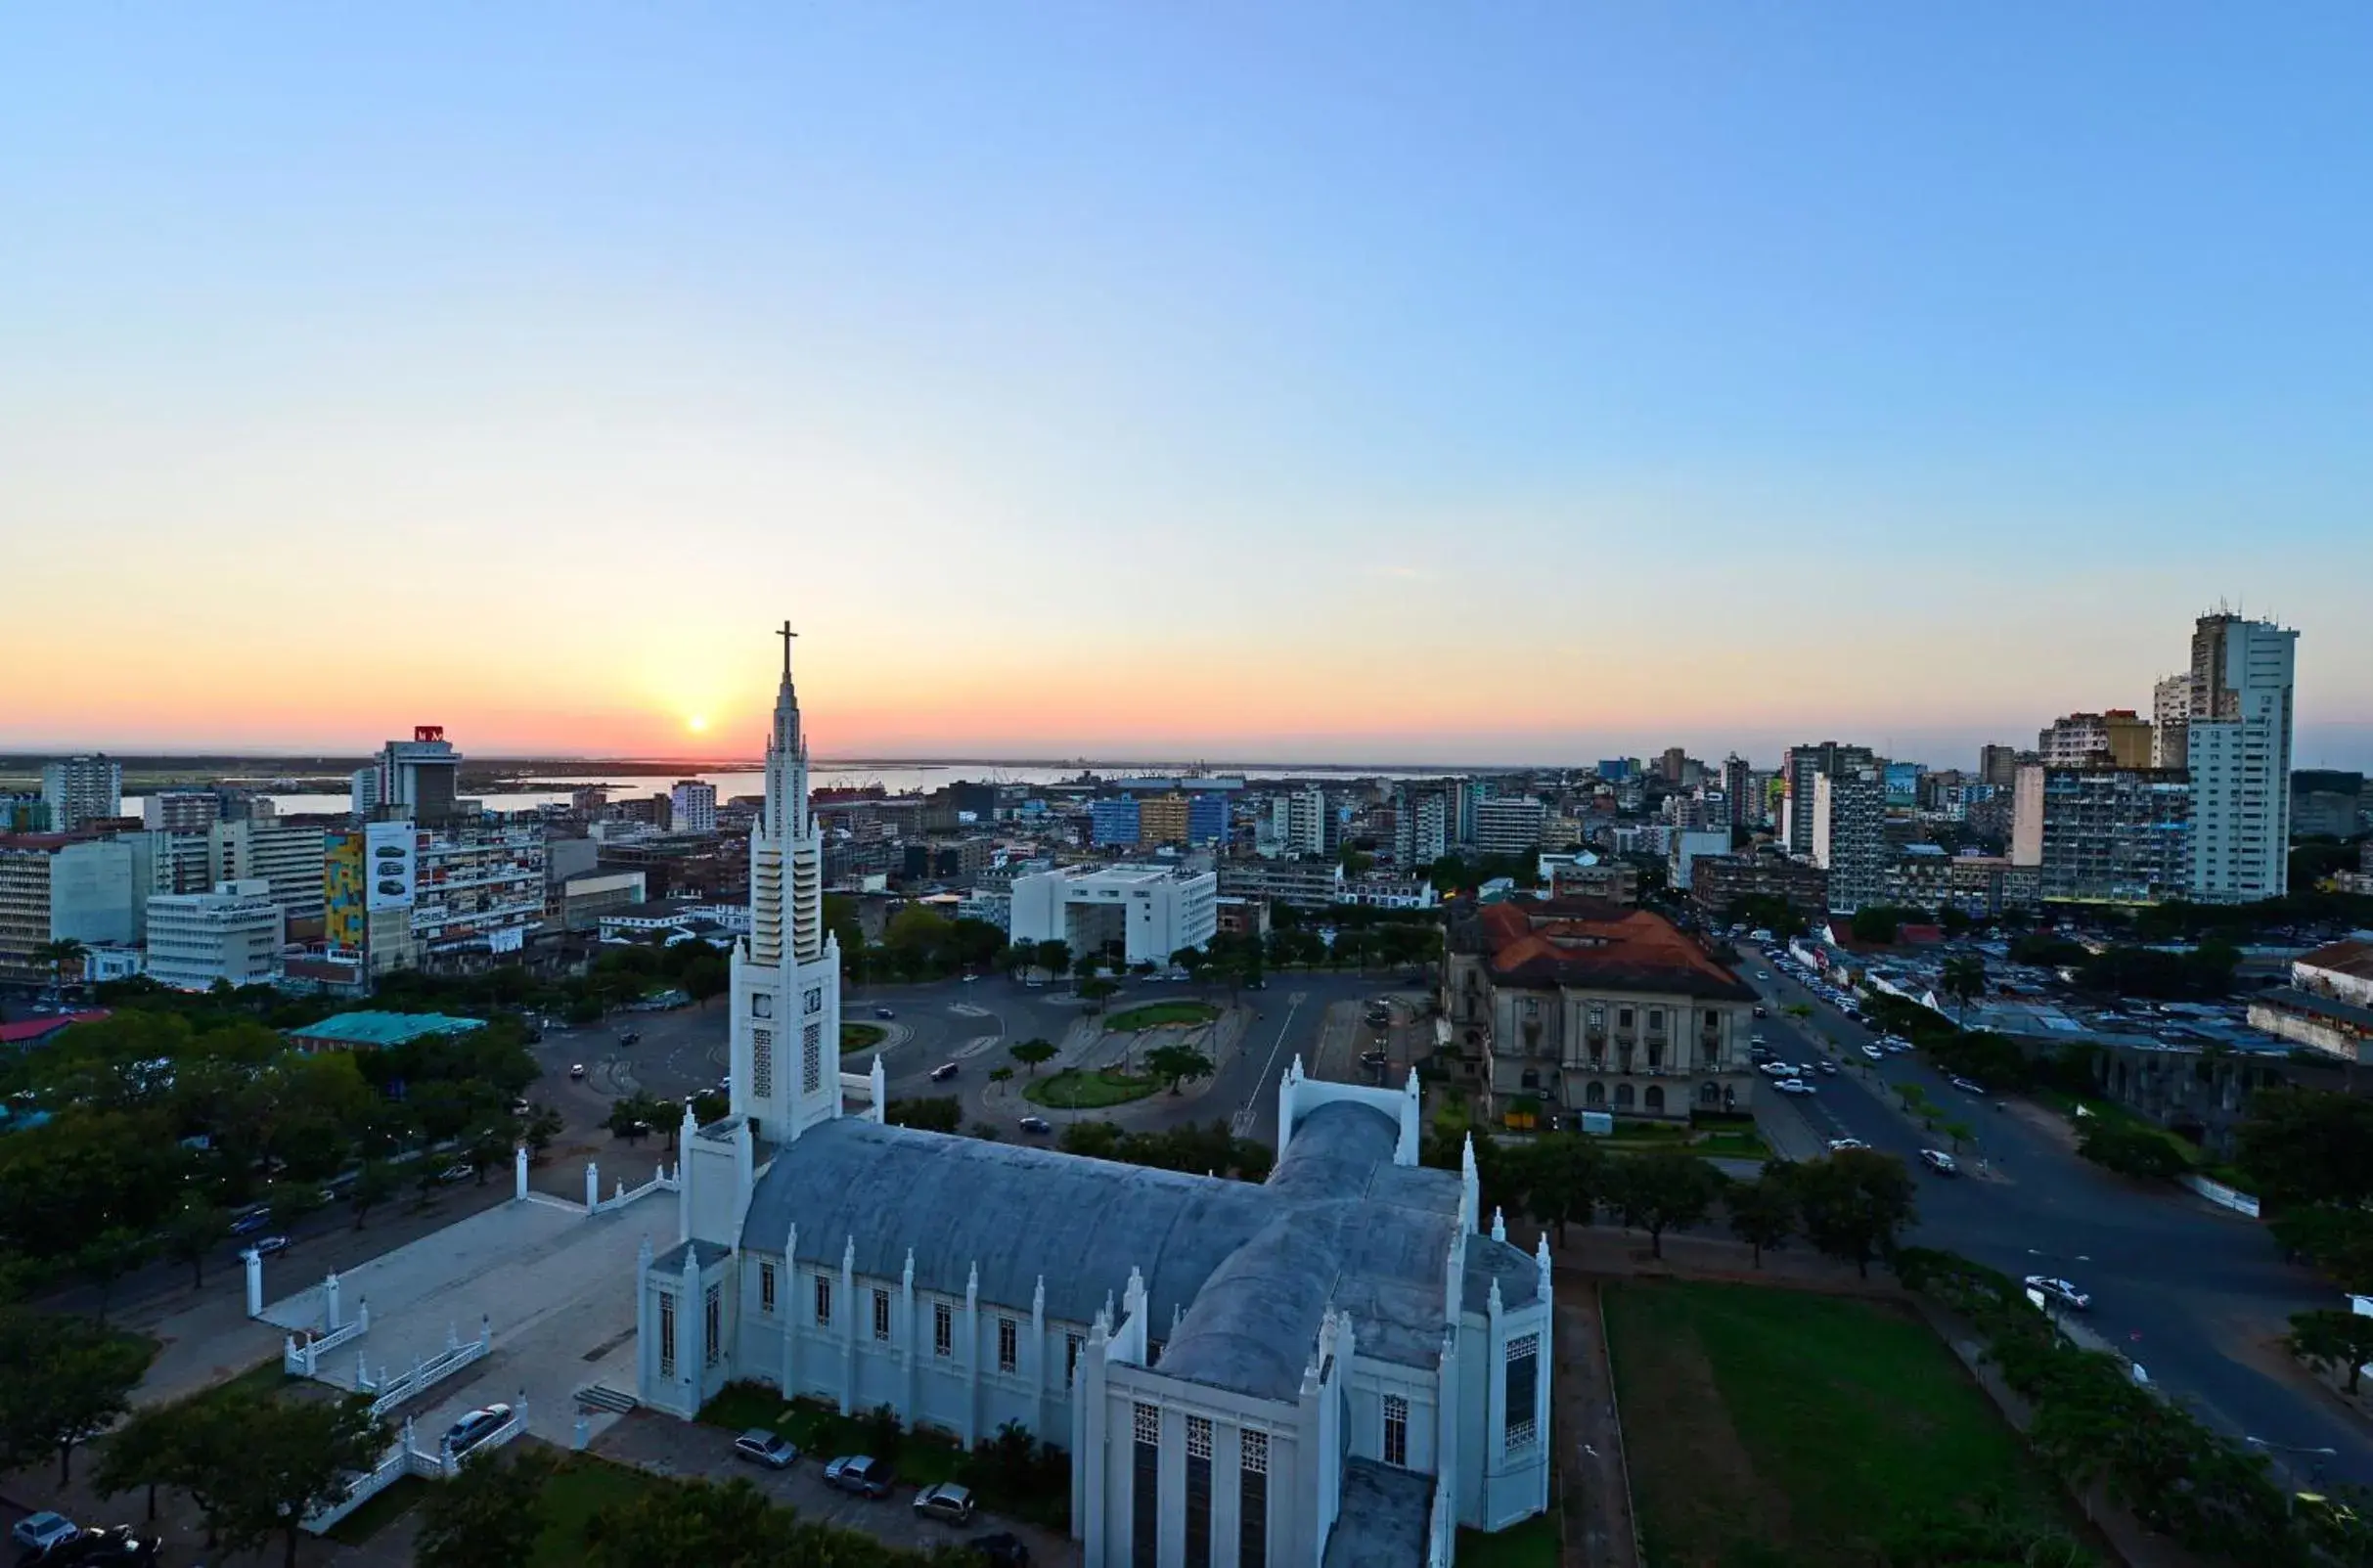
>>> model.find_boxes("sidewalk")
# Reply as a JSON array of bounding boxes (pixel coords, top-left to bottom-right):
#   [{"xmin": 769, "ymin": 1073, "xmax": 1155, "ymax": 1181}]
[{"xmin": 1552, "ymin": 1280, "xmax": 1640, "ymax": 1568}]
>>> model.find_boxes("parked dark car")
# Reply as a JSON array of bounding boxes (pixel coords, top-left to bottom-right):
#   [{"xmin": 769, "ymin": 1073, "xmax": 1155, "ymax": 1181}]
[
  {"xmin": 733, "ymin": 1429, "xmax": 798, "ymax": 1469},
  {"xmin": 38, "ymin": 1526, "xmax": 159, "ymax": 1565},
  {"xmin": 442, "ymin": 1404, "xmax": 514, "ymax": 1456},
  {"xmin": 823, "ymin": 1455, "xmax": 895, "ymax": 1498}
]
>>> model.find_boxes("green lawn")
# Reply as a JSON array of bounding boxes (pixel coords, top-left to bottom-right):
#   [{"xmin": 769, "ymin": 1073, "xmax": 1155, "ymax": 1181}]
[
  {"xmin": 840, "ymin": 1021, "xmax": 887, "ymax": 1052},
  {"xmin": 1604, "ymin": 1279, "xmax": 2085, "ymax": 1568},
  {"xmin": 326, "ymin": 1474, "xmax": 426, "ymax": 1545},
  {"xmin": 1456, "ymin": 1513, "xmax": 1560, "ymax": 1567},
  {"xmin": 1026, "ymin": 1068, "xmax": 1160, "ymax": 1109},
  {"xmin": 1103, "ymin": 1001, "xmax": 1221, "ymax": 1031}
]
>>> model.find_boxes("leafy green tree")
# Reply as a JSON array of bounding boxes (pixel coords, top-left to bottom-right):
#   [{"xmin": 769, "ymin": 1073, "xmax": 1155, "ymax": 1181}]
[
  {"xmin": 2239, "ymin": 1087, "xmax": 2373, "ymax": 1208},
  {"xmin": 988, "ymin": 1066, "xmax": 1014, "ymax": 1090},
  {"xmin": 32, "ymin": 937, "xmax": 88, "ymax": 994},
  {"xmin": 522, "ymin": 1103, "xmax": 564, "ymax": 1161},
  {"xmin": 349, "ymin": 1159, "xmax": 401, "ymax": 1230},
  {"xmin": 0, "ymin": 1308, "xmax": 156, "ymax": 1481},
  {"xmin": 416, "ymin": 1445, "xmax": 558, "ymax": 1568},
  {"xmin": 1510, "ymin": 1135, "xmax": 1602, "ymax": 1241},
  {"xmin": 162, "ymin": 1198, "xmax": 226, "ymax": 1289},
  {"xmin": 466, "ymin": 1124, "xmax": 515, "ymax": 1184},
  {"xmin": 1032, "ymin": 939, "xmax": 1071, "ymax": 979},
  {"xmin": 1144, "ymin": 1044, "xmax": 1215, "ymax": 1095},
  {"xmin": 2076, "ymin": 1120, "xmax": 2190, "ymax": 1182},
  {"xmin": 583, "ymin": 1473, "xmax": 784, "ymax": 1568},
  {"xmin": 1603, "ymin": 1151, "xmax": 1725, "ymax": 1259},
  {"xmin": 1008, "ymin": 1039, "xmax": 1057, "ymax": 1076},
  {"xmin": 93, "ymin": 1398, "xmax": 183, "ymax": 1522},
  {"xmin": 2270, "ymin": 1204, "xmax": 2373, "ymax": 1292},
  {"xmin": 1795, "ymin": 1148, "xmax": 1917, "ymax": 1277},
  {"xmin": 1726, "ymin": 1171, "xmax": 1799, "ymax": 1268},
  {"xmin": 186, "ymin": 1390, "xmax": 385, "ymax": 1568},
  {"xmin": 2286, "ymin": 1308, "xmax": 2373, "ymax": 1396},
  {"xmin": 1078, "ymin": 977, "xmax": 1120, "ymax": 1013},
  {"xmin": 268, "ymin": 1180, "xmax": 328, "ymax": 1243},
  {"xmin": 75, "ymin": 1226, "xmax": 155, "ymax": 1323},
  {"xmin": 681, "ymin": 954, "xmax": 729, "ymax": 1008}
]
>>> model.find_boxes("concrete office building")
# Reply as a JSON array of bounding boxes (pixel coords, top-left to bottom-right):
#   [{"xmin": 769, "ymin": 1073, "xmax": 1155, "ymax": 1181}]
[
  {"xmin": 372, "ymin": 727, "xmax": 463, "ymax": 826},
  {"xmin": 1472, "ymin": 798, "xmax": 1546, "ymax": 858},
  {"xmin": 350, "ymin": 768, "xmax": 383, "ymax": 815},
  {"xmin": 671, "ymin": 781, "xmax": 720, "ymax": 836},
  {"xmin": 210, "ymin": 819, "xmax": 331, "ymax": 920},
  {"xmin": 141, "ymin": 791, "xmax": 221, "ymax": 834},
  {"xmin": 2292, "ymin": 771, "xmax": 2366, "ymax": 841},
  {"xmin": 1008, "ymin": 864, "xmax": 1219, "ymax": 968},
  {"xmin": 412, "ymin": 823, "xmax": 548, "ymax": 956},
  {"xmin": 1090, "ymin": 797, "xmax": 1142, "ymax": 849},
  {"xmin": 1977, "ymin": 745, "xmax": 2022, "ymax": 789},
  {"xmin": 1720, "ymin": 756, "xmax": 1752, "ymax": 829},
  {"xmin": 145, "ymin": 878, "xmax": 286, "ymax": 991},
  {"xmin": 41, "ymin": 756, "xmax": 122, "ymax": 832},
  {"xmin": 1280, "ymin": 788, "xmax": 1328, "ymax": 859},
  {"xmin": 2011, "ymin": 764, "xmax": 2192, "ymax": 904},
  {"xmin": 1666, "ymin": 829, "xmax": 1732, "ymax": 892},
  {"xmin": 1187, "ymin": 793, "xmax": 1230, "ymax": 847},
  {"xmin": 2186, "ymin": 614, "xmax": 2297, "ymax": 903},
  {"xmin": 0, "ymin": 835, "xmax": 144, "ymax": 983},
  {"xmin": 1811, "ymin": 772, "xmax": 1888, "ymax": 913},
  {"xmin": 1217, "ymin": 861, "xmax": 1348, "ymax": 910}
]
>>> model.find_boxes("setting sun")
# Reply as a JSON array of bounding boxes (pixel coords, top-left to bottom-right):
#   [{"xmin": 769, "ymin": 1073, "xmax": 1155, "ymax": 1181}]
[{"xmin": 687, "ymin": 714, "xmax": 709, "ymax": 734}]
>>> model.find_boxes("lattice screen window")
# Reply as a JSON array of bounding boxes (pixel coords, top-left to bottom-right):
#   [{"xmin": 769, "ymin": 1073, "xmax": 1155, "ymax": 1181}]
[
  {"xmin": 1504, "ymin": 1331, "xmax": 1540, "ymax": 1451},
  {"xmin": 750, "ymin": 1027, "xmax": 774, "ymax": 1099},
  {"xmin": 802, "ymin": 1021, "xmax": 823, "ymax": 1093}
]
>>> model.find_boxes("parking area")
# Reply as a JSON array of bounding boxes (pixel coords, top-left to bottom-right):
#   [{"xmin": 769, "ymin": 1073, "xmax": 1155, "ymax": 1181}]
[
  {"xmin": 260, "ymin": 1188, "xmax": 671, "ymax": 1451},
  {"xmin": 595, "ymin": 1411, "xmax": 1077, "ymax": 1565}
]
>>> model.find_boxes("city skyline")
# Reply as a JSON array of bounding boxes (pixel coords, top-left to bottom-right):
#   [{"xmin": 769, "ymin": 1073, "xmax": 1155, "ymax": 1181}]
[{"xmin": 8, "ymin": 6, "xmax": 2371, "ymax": 766}]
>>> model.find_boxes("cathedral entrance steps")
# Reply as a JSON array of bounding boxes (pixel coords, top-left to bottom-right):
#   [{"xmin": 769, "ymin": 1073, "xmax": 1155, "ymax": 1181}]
[{"xmin": 574, "ymin": 1382, "xmax": 640, "ymax": 1414}]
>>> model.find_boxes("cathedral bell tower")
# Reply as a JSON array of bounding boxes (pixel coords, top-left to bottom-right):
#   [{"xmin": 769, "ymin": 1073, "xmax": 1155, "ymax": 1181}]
[{"xmin": 727, "ymin": 622, "xmax": 844, "ymax": 1142}]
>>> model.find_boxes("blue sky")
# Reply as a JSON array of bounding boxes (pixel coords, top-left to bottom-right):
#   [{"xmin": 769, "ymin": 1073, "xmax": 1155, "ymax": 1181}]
[{"xmin": 4, "ymin": 4, "xmax": 2369, "ymax": 767}]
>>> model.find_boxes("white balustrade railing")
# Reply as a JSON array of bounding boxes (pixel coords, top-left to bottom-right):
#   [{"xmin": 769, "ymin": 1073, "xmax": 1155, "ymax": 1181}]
[
  {"xmin": 359, "ymin": 1318, "xmax": 492, "ymax": 1421},
  {"xmin": 301, "ymin": 1397, "xmax": 530, "ymax": 1535}
]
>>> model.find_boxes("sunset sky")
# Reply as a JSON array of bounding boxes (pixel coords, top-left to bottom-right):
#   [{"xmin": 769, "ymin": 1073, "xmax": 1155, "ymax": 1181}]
[{"xmin": 5, "ymin": 5, "xmax": 2370, "ymax": 770}]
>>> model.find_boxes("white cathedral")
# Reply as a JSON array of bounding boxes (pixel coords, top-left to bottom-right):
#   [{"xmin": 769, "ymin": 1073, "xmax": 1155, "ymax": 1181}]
[{"xmin": 634, "ymin": 628, "xmax": 1553, "ymax": 1567}]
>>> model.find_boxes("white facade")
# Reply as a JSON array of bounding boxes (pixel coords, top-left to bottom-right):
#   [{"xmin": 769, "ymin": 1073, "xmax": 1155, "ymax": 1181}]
[
  {"xmin": 633, "ymin": 631, "xmax": 1550, "ymax": 1567},
  {"xmin": 1813, "ymin": 772, "xmax": 1887, "ymax": 912},
  {"xmin": 726, "ymin": 629, "xmax": 846, "ymax": 1147},
  {"xmin": 2187, "ymin": 615, "xmax": 2296, "ymax": 904},
  {"xmin": 350, "ymin": 768, "xmax": 382, "ymax": 814},
  {"xmin": 211, "ymin": 820, "xmax": 331, "ymax": 920},
  {"xmin": 1472, "ymin": 798, "xmax": 1545, "ymax": 858},
  {"xmin": 670, "ymin": 780, "xmax": 719, "ymax": 835},
  {"xmin": 146, "ymin": 879, "xmax": 285, "ymax": 991},
  {"xmin": 1282, "ymin": 788, "xmax": 1328, "ymax": 859},
  {"xmin": 1008, "ymin": 865, "xmax": 1220, "ymax": 967},
  {"xmin": 41, "ymin": 756, "xmax": 122, "ymax": 831},
  {"xmin": 1665, "ymin": 829, "xmax": 1732, "ymax": 891}
]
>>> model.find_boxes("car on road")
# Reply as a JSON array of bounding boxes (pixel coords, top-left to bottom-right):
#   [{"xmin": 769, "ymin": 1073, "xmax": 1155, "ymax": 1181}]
[
  {"xmin": 437, "ymin": 1163, "xmax": 475, "ymax": 1185},
  {"xmin": 618, "ymin": 1030, "xmax": 642, "ymax": 1046},
  {"xmin": 249, "ymin": 1234, "xmax": 290, "ymax": 1257},
  {"xmin": 1017, "ymin": 1116, "xmax": 1052, "ymax": 1136},
  {"xmin": 1360, "ymin": 1050, "xmax": 1388, "ymax": 1071},
  {"xmin": 1948, "ymin": 1076, "xmax": 1987, "ymax": 1096},
  {"xmin": 1861, "ymin": 1044, "xmax": 1884, "ymax": 1060},
  {"xmin": 1827, "ymin": 1138, "xmax": 1868, "ymax": 1152},
  {"xmin": 11, "ymin": 1513, "xmax": 78, "ymax": 1557},
  {"xmin": 873, "ymin": 1008, "xmax": 896, "ymax": 1019},
  {"xmin": 1772, "ymin": 1078, "xmax": 1814, "ymax": 1096},
  {"xmin": 733, "ymin": 1429, "xmax": 799, "ymax": 1469},
  {"xmin": 229, "ymin": 1211, "xmax": 271, "ymax": 1236},
  {"xmin": 1756, "ymin": 970, "xmax": 1771, "ymax": 981},
  {"xmin": 824, "ymin": 1455, "xmax": 895, "ymax": 1498},
  {"xmin": 2024, "ymin": 1276, "xmax": 2090, "ymax": 1311},
  {"xmin": 928, "ymin": 1062, "xmax": 961, "ymax": 1083},
  {"xmin": 914, "ymin": 1482, "xmax": 976, "ymax": 1523},
  {"xmin": 1815, "ymin": 1058, "xmax": 1838, "ymax": 1075},
  {"xmin": 39, "ymin": 1525, "xmax": 161, "ymax": 1565},
  {"xmin": 1919, "ymin": 1149, "xmax": 1959, "ymax": 1176},
  {"xmin": 569, "ymin": 1063, "xmax": 587, "ymax": 1079},
  {"xmin": 1752, "ymin": 1005, "xmax": 1768, "ymax": 1017},
  {"xmin": 969, "ymin": 1532, "xmax": 1032, "ymax": 1566},
  {"xmin": 442, "ymin": 1404, "xmax": 514, "ymax": 1457}
]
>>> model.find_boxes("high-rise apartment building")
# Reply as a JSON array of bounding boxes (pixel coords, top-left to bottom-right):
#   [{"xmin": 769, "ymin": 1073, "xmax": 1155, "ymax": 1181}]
[
  {"xmin": 1977, "ymin": 745, "xmax": 2022, "ymax": 788},
  {"xmin": 40, "ymin": 756, "xmax": 122, "ymax": 832},
  {"xmin": 2152, "ymin": 674, "xmax": 2192, "ymax": 769},
  {"xmin": 209, "ymin": 819, "xmax": 331, "ymax": 920},
  {"xmin": 350, "ymin": 768, "xmax": 383, "ymax": 815},
  {"xmin": 1282, "ymin": 787, "xmax": 1328, "ymax": 858},
  {"xmin": 141, "ymin": 791, "xmax": 221, "ymax": 834},
  {"xmin": 1720, "ymin": 755, "xmax": 1752, "ymax": 829},
  {"xmin": 0, "ymin": 834, "xmax": 143, "ymax": 983},
  {"xmin": 1811, "ymin": 772, "xmax": 1888, "ymax": 912},
  {"xmin": 1089, "ymin": 797, "xmax": 1142, "ymax": 848},
  {"xmin": 2011, "ymin": 763, "xmax": 2192, "ymax": 903},
  {"xmin": 1473, "ymin": 796, "xmax": 1547, "ymax": 858},
  {"xmin": 411, "ymin": 822, "xmax": 547, "ymax": 956},
  {"xmin": 670, "ymin": 780, "xmax": 719, "ymax": 835},
  {"xmin": 1659, "ymin": 747, "xmax": 1688, "ymax": 784},
  {"xmin": 1781, "ymin": 742, "xmax": 1879, "ymax": 856},
  {"xmin": 2186, "ymin": 613, "xmax": 2297, "ymax": 902},
  {"xmin": 1138, "ymin": 793, "xmax": 1190, "ymax": 845},
  {"xmin": 2292, "ymin": 771, "xmax": 2366, "ymax": 840},
  {"xmin": 146, "ymin": 878, "xmax": 285, "ymax": 991},
  {"xmin": 2037, "ymin": 711, "xmax": 2154, "ymax": 769}
]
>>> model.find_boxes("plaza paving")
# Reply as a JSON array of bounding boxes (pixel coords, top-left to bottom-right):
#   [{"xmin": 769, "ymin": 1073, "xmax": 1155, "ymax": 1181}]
[{"xmin": 259, "ymin": 1184, "xmax": 674, "ymax": 1450}]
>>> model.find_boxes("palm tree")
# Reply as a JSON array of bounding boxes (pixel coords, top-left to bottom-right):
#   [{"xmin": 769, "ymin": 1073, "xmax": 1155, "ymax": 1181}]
[
  {"xmin": 33, "ymin": 937, "xmax": 88, "ymax": 998},
  {"xmin": 1940, "ymin": 955, "xmax": 1987, "ymax": 1024}
]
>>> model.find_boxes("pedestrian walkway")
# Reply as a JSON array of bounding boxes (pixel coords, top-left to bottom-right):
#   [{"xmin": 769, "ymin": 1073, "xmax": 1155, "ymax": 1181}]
[{"xmin": 1553, "ymin": 1280, "xmax": 1640, "ymax": 1568}]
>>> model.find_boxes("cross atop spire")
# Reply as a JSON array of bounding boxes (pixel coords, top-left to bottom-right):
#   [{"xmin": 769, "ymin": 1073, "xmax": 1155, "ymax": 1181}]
[{"xmin": 776, "ymin": 620, "xmax": 798, "ymax": 677}]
